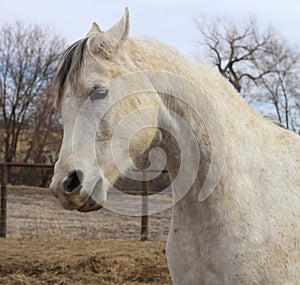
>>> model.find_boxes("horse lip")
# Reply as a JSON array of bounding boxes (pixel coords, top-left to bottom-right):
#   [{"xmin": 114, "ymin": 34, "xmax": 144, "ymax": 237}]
[
  {"xmin": 77, "ymin": 196, "xmax": 103, "ymax": 212},
  {"xmin": 77, "ymin": 177, "xmax": 104, "ymax": 212}
]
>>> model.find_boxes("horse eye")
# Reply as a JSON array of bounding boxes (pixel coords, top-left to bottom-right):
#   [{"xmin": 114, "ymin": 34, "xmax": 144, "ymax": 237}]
[{"xmin": 90, "ymin": 85, "xmax": 109, "ymax": 101}]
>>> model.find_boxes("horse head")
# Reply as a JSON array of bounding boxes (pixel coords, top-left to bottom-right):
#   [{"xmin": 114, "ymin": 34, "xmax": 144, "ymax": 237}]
[{"xmin": 50, "ymin": 8, "xmax": 161, "ymax": 211}]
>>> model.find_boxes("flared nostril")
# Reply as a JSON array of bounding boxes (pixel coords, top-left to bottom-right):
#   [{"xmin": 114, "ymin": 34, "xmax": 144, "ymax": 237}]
[{"xmin": 62, "ymin": 170, "xmax": 83, "ymax": 194}]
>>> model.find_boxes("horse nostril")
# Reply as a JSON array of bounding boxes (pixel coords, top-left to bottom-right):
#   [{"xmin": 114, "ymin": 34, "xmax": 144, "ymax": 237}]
[{"xmin": 63, "ymin": 170, "xmax": 83, "ymax": 194}]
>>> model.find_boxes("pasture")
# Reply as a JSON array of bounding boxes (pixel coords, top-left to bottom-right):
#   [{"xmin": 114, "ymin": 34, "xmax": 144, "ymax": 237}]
[{"xmin": 0, "ymin": 186, "xmax": 172, "ymax": 284}]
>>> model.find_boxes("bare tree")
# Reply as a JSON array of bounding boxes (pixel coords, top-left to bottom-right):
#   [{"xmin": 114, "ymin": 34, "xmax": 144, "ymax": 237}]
[
  {"xmin": 194, "ymin": 16, "xmax": 300, "ymax": 133},
  {"xmin": 257, "ymin": 41, "xmax": 300, "ymax": 132},
  {"xmin": 0, "ymin": 21, "xmax": 65, "ymax": 163},
  {"xmin": 20, "ymin": 87, "xmax": 62, "ymax": 164}
]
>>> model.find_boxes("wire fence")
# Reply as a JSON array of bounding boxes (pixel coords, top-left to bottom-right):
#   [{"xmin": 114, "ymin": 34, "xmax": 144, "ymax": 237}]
[{"xmin": 0, "ymin": 163, "xmax": 170, "ymax": 240}]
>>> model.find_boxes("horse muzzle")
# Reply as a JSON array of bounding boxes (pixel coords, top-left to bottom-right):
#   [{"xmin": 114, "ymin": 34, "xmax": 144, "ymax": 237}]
[{"xmin": 50, "ymin": 169, "xmax": 105, "ymax": 212}]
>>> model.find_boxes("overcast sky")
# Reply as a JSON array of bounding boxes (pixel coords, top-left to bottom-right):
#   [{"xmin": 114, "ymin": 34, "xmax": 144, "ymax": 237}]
[{"xmin": 1, "ymin": 0, "xmax": 299, "ymax": 57}]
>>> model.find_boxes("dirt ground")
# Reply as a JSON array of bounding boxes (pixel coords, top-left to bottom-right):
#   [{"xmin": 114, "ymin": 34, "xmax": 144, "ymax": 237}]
[
  {"xmin": 5, "ymin": 186, "xmax": 172, "ymax": 240},
  {"xmin": 0, "ymin": 186, "xmax": 173, "ymax": 284}
]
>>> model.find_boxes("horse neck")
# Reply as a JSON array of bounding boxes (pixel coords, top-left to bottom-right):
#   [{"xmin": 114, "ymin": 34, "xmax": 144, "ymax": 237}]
[
  {"xmin": 158, "ymin": 103, "xmax": 233, "ymax": 264},
  {"xmin": 157, "ymin": 96, "xmax": 212, "ymax": 203}
]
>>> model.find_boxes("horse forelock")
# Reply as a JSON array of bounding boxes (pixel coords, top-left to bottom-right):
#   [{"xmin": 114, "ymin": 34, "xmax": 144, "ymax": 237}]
[{"xmin": 53, "ymin": 37, "xmax": 89, "ymax": 109}]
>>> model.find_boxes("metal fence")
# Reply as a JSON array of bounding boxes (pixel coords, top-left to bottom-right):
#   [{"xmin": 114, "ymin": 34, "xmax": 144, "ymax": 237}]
[{"xmin": 0, "ymin": 162, "xmax": 156, "ymax": 240}]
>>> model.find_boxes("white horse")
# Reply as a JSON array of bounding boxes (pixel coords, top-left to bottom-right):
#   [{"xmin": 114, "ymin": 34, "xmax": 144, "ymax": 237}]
[{"xmin": 50, "ymin": 8, "xmax": 300, "ymax": 284}]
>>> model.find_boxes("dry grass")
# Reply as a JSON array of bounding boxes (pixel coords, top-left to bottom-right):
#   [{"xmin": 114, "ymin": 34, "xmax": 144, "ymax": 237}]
[
  {"xmin": 1, "ymin": 186, "xmax": 172, "ymax": 284},
  {"xmin": 0, "ymin": 237, "xmax": 172, "ymax": 284}
]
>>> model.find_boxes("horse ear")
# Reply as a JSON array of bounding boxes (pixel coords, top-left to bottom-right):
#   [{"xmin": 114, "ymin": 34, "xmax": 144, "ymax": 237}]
[
  {"xmin": 86, "ymin": 22, "xmax": 102, "ymax": 37},
  {"xmin": 106, "ymin": 7, "xmax": 130, "ymax": 42},
  {"xmin": 89, "ymin": 8, "xmax": 130, "ymax": 58}
]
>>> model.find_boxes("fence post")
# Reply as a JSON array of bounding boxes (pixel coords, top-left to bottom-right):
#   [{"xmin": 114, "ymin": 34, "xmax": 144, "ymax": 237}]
[
  {"xmin": 0, "ymin": 163, "xmax": 8, "ymax": 238},
  {"xmin": 140, "ymin": 171, "xmax": 149, "ymax": 241}
]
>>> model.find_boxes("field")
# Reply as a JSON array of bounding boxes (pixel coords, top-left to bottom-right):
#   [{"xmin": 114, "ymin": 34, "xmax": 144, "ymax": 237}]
[{"xmin": 0, "ymin": 186, "xmax": 173, "ymax": 284}]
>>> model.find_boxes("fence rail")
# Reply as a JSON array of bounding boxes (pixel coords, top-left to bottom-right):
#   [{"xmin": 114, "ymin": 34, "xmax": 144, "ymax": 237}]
[{"xmin": 0, "ymin": 162, "xmax": 164, "ymax": 239}]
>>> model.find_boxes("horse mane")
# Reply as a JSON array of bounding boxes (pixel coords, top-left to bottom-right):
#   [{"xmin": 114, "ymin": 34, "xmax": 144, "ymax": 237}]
[
  {"xmin": 53, "ymin": 35, "xmax": 288, "ymax": 135},
  {"xmin": 263, "ymin": 115, "xmax": 286, "ymax": 129},
  {"xmin": 53, "ymin": 37, "xmax": 89, "ymax": 109}
]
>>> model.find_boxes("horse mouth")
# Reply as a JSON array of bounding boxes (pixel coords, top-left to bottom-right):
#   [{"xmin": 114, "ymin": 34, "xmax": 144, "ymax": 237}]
[{"xmin": 77, "ymin": 195, "xmax": 103, "ymax": 212}]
